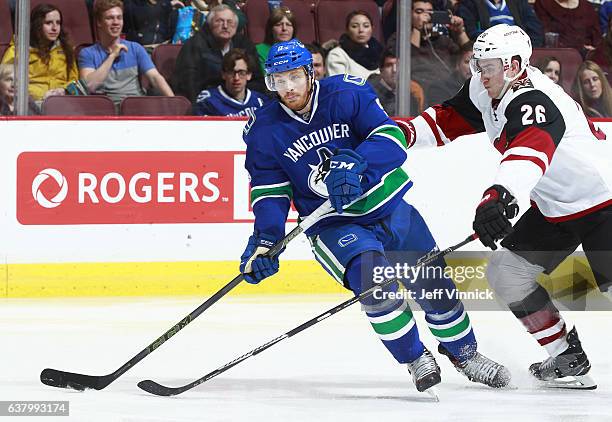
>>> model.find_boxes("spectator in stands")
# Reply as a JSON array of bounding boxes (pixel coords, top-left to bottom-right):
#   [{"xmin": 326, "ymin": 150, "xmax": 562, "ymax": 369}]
[
  {"xmin": 306, "ymin": 43, "xmax": 327, "ymax": 80},
  {"xmin": 535, "ymin": 56, "xmax": 562, "ymax": 84},
  {"xmin": 172, "ymin": 4, "xmax": 263, "ymax": 102},
  {"xmin": 366, "ymin": 49, "xmax": 425, "ymax": 116},
  {"xmin": 534, "ymin": 0, "xmax": 600, "ymax": 55},
  {"xmin": 388, "ymin": 0, "xmax": 469, "ymax": 95},
  {"xmin": 123, "ymin": 0, "xmax": 184, "ymax": 50},
  {"xmin": 326, "ymin": 10, "xmax": 384, "ymax": 79},
  {"xmin": 193, "ymin": 48, "xmax": 267, "ymax": 116},
  {"xmin": 588, "ymin": 18, "xmax": 612, "ymax": 85},
  {"xmin": 255, "ymin": 7, "xmax": 297, "ymax": 74},
  {"xmin": 573, "ymin": 60, "xmax": 612, "ymax": 117},
  {"xmin": 194, "ymin": 0, "xmax": 247, "ymax": 32},
  {"xmin": 0, "ymin": 64, "xmax": 40, "ymax": 115},
  {"xmin": 1, "ymin": 3, "xmax": 78, "ymax": 102},
  {"xmin": 599, "ymin": 0, "xmax": 612, "ymax": 36},
  {"xmin": 427, "ymin": 41, "xmax": 473, "ymax": 106},
  {"xmin": 457, "ymin": 0, "xmax": 543, "ymax": 47},
  {"xmin": 79, "ymin": 0, "xmax": 174, "ymax": 105}
]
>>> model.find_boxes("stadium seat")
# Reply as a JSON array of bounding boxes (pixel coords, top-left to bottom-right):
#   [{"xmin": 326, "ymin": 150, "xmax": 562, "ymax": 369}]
[
  {"xmin": 0, "ymin": 0, "xmax": 12, "ymax": 45},
  {"xmin": 244, "ymin": 0, "xmax": 317, "ymax": 45},
  {"xmin": 316, "ymin": 0, "xmax": 383, "ymax": 45},
  {"xmin": 42, "ymin": 95, "xmax": 116, "ymax": 116},
  {"xmin": 151, "ymin": 44, "xmax": 182, "ymax": 83},
  {"xmin": 531, "ymin": 48, "xmax": 583, "ymax": 94},
  {"xmin": 31, "ymin": 0, "xmax": 93, "ymax": 46},
  {"xmin": 119, "ymin": 96, "xmax": 192, "ymax": 116}
]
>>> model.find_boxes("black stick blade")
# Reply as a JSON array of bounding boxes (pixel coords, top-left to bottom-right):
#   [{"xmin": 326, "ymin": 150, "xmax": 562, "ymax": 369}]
[
  {"xmin": 40, "ymin": 368, "xmax": 108, "ymax": 391},
  {"xmin": 137, "ymin": 380, "xmax": 181, "ymax": 396}
]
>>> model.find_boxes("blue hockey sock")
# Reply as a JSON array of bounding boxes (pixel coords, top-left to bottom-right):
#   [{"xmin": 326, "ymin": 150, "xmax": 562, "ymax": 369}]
[
  {"xmin": 425, "ymin": 301, "xmax": 477, "ymax": 362},
  {"xmin": 345, "ymin": 251, "xmax": 424, "ymax": 364}
]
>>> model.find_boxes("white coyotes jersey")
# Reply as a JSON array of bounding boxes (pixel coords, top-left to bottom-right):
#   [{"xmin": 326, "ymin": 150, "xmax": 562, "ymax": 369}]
[{"xmin": 408, "ymin": 66, "xmax": 612, "ymax": 222}]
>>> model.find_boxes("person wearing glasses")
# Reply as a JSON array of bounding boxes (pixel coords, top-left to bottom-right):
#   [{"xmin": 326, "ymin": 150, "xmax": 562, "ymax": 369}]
[
  {"xmin": 172, "ymin": 4, "xmax": 264, "ymax": 102},
  {"xmin": 194, "ymin": 48, "xmax": 268, "ymax": 116}
]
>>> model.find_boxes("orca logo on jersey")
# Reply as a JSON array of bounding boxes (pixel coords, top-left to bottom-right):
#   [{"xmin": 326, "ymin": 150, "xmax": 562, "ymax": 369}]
[{"xmin": 307, "ymin": 147, "xmax": 333, "ymax": 198}]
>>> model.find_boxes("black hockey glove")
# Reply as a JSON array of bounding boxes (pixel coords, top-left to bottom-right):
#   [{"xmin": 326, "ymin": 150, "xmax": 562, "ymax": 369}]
[{"xmin": 473, "ymin": 185, "xmax": 519, "ymax": 250}]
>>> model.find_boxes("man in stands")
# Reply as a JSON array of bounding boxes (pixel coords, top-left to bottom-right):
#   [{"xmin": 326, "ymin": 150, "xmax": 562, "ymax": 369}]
[
  {"xmin": 79, "ymin": 0, "xmax": 174, "ymax": 105},
  {"xmin": 305, "ymin": 43, "xmax": 327, "ymax": 80},
  {"xmin": 194, "ymin": 48, "xmax": 268, "ymax": 117},
  {"xmin": 173, "ymin": 4, "xmax": 264, "ymax": 103}
]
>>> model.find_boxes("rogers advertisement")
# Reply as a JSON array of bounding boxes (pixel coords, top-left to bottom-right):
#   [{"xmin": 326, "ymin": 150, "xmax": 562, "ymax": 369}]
[{"xmin": 17, "ymin": 151, "xmax": 245, "ymax": 225}]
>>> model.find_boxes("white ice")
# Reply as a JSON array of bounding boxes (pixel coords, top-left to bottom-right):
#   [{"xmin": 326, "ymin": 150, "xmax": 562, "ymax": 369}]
[{"xmin": 1, "ymin": 295, "xmax": 611, "ymax": 422}]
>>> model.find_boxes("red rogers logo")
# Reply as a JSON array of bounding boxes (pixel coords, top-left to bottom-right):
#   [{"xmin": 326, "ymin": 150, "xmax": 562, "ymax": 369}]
[
  {"xmin": 17, "ymin": 151, "xmax": 236, "ymax": 225},
  {"xmin": 31, "ymin": 168, "xmax": 68, "ymax": 208}
]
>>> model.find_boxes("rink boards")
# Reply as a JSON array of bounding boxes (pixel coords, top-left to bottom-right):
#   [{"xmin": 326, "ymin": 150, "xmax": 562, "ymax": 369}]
[{"xmin": 0, "ymin": 117, "xmax": 610, "ymax": 297}]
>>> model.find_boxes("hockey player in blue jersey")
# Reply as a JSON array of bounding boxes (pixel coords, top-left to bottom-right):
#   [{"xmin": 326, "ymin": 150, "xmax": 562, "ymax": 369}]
[
  {"xmin": 239, "ymin": 39, "xmax": 510, "ymax": 392},
  {"xmin": 194, "ymin": 49, "xmax": 268, "ymax": 117}
]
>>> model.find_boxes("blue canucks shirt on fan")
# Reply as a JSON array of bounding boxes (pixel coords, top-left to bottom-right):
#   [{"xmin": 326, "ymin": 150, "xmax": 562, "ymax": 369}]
[
  {"xmin": 243, "ymin": 74, "xmax": 412, "ymax": 241},
  {"xmin": 194, "ymin": 85, "xmax": 269, "ymax": 117}
]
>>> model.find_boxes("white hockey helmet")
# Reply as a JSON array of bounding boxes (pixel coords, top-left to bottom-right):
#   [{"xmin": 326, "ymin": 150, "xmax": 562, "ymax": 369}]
[{"xmin": 471, "ymin": 24, "xmax": 532, "ymax": 97}]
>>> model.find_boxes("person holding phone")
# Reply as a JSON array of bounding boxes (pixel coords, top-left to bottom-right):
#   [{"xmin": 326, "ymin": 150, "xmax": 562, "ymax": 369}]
[
  {"xmin": 387, "ymin": 0, "xmax": 470, "ymax": 108},
  {"xmin": 79, "ymin": 0, "xmax": 174, "ymax": 105}
]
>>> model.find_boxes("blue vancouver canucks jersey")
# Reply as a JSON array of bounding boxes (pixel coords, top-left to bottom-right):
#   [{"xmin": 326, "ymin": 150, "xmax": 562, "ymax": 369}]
[
  {"xmin": 194, "ymin": 85, "xmax": 268, "ymax": 117},
  {"xmin": 243, "ymin": 74, "xmax": 412, "ymax": 240}
]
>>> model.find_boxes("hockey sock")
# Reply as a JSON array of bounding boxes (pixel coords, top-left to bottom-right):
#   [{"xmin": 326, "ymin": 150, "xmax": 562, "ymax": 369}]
[
  {"xmin": 426, "ymin": 301, "xmax": 476, "ymax": 362},
  {"xmin": 345, "ymin": 252, "xmax": 424, "ymax": 363},
  {"xmin": 509, "ymin": 285, "xmax": 569, "ymax": 356}
]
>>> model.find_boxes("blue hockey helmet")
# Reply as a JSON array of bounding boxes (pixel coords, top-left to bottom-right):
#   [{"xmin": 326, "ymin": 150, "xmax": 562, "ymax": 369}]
[{"xmin": 264, "ymin": 39, "xmax": 313, "ymax": 91}]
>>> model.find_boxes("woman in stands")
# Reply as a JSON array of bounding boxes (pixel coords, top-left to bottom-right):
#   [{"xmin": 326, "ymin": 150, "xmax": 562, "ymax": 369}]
[
  {"xmin": 0, "ymin": 64, "xmax": 40, "ymax": 115},
  {"xmin": 535, "ymin": 56, "xmax": 562, "ymax": 85},
  {"xmin": 325, "ymin": 10, "xmax": 383, "ymax": 80},
  {"xmin": 573, "ymin": 60, "xmax": 612, "ymax": 117},
  {"xmin": 255, "ymin": 6, "xmax": 297, "ymax": 74},
  {"xmin": 1, "ymin": 3, "xmax": 78, "ymax": 102}
]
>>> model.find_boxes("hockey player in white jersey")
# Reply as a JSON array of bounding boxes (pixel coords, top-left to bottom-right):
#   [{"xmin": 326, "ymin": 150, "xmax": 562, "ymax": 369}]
[{"xmin": 397, "ymin": 24, "xmax": 612, "ymax": 389}]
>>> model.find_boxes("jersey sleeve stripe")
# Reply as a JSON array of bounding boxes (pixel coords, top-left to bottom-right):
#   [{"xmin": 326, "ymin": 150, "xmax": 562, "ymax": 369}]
[
  {"xmin": 250, "ymin": 184, "xmax": 293, "ymax": 204},
  {"xmin": 421, "ymin": 110, "xmax": 447, "ymax": 146},
  {"xmin": 506, "ymin": 126, "xmax": 556, "ymax": 162},
  {"xmin": 501, "ymin": 154, "xmax": 547, "ymax": 175},
  {"xmin": 368, "ymin": 125, "xmax": 408, "ymax": 149},
  {"xmin": 502, "ymin": 146, "xmax": 550, "ymax": 172},
  {"xmin": 251, "ymin": 194, "xmax": 292, "ymax": 208}
]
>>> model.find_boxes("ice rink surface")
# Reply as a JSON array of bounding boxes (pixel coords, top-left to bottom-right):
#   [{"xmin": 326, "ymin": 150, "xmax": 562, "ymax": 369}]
[{"xmin": 1, "ymin": 294, "xmax": 611, "ymax": 422}]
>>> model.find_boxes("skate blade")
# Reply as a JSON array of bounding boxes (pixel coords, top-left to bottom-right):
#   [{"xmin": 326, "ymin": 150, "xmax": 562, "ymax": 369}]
[
  {"xmin": 537, "ymin": 374, "xmax": 597, "ymax": 390},
  {"xmin": 425, "ymin": 386, "xmax": 440, "ymax": 402}
]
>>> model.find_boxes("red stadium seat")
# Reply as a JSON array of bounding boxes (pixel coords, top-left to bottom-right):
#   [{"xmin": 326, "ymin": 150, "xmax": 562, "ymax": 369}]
[
  {"xmin": 42, "ymin": 95, "xmax": 116, "ymax": 116},
  {"xmin": 316, "ymin": 0, "xmax": 383, "ymax": 45},
  {"xmin": 0, "ymin": 0, "xmax": 12, "ymax": 45},
  {"xmin": 531, "ymin": 48, "xmax": 583, "ymax": 94},
  {"xmin": 119, "ymin": 96, "xmax": 192, "ymax": 116},
  {"xmin": 31, "ymin": 0, "xmax": 93, "ymax": 46},
  {"xmin": 244, "ymin": 0, "xmax": 317, "ymax": 44},
  {"xmin": 151, "ymin": 44, "xmax": 182, "ymax": 83}
]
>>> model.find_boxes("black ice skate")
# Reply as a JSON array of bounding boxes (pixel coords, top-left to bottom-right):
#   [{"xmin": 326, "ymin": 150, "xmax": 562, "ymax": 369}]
[
  {"xmin": 529, "ymin": 327, "xmax": 597, "ymax": 390},
  {"xmin": 406, "ymin": 348, "xmax": 441, "ymax": 393},
  {"xmin": 438, "ymin": 345, "xmax": 511, "ymax": 388}
]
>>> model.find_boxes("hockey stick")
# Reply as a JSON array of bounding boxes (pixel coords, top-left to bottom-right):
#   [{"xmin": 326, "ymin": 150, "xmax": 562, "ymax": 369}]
[
  {"xmin": 138, "ymin": 233, "xmax": 479, "ymax": 396},
  {"xmin": 40, "ymin": 201, "xmax": 335, "ymax": 391}
]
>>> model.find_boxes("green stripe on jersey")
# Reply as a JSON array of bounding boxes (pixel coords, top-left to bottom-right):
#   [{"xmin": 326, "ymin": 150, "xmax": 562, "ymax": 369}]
[
  {"xmin": 371, "ymin": 125, "xmax": 408, "ymax": 149},
  {"xmin": 250, "ymin": 183, "xmax": 293, "ymax": 204},
  {"xmin": 343, "ymin": 167, "xmax": 410, "ymax": 215}
]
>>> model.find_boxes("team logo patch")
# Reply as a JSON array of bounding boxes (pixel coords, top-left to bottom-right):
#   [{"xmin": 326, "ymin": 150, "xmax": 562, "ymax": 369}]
[
  {"xmin": 338, "ymin": 233, "xmax": 358, "ymax": 248},
  {"xmin": 343, "ymin": 74, "xmax": 366, "ymax": 86},
  {"xmin": 307, "ymin": 147, "xmax": 333, "ymax": 197},
  {"xmin": 512, "ymin": 76, "xmax": 534, "ymax": 92}
]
